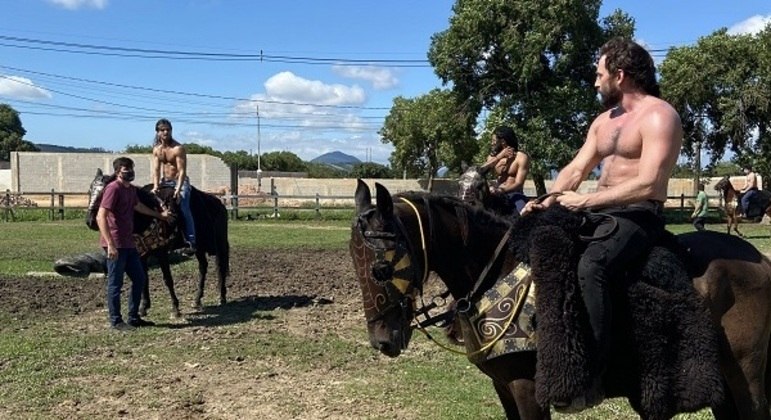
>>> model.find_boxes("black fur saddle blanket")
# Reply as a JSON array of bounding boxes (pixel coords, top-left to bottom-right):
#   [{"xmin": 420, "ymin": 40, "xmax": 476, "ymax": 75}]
[{"xmin": 510, "ymin": 206, "xmax": 723, "ymax": 419}]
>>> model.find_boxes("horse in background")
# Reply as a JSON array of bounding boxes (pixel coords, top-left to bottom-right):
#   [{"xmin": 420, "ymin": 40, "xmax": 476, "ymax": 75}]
[
  {"xmin": 714, "ymin": 175, "xmax": 771, "ymax": 236},
  {"xmin": 86, "ymin": 168, "xmax": 230, "ymax": 318},
  {"xmin": 351, "ymin": 179, "xmax": 771, "ymax": 419}
]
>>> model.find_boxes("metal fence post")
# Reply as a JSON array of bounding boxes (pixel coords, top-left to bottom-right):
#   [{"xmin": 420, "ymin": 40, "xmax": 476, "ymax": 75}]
[
  {"xmin": 271, "ymin": 178, "xmax": 279, "ymax": 218},
  {"xmin": 315, "ymin": 193, "xmax": 320, "ymax": 217}
]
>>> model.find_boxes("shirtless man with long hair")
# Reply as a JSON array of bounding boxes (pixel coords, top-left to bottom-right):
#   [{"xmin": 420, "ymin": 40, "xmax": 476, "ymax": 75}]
[
  {"xmin": 524, "ymin": 37, "xmax": 683, "ymax": 412},
  {"xmin": 151, "ymin": 118, "xmax": 196, "ymax": 255}
]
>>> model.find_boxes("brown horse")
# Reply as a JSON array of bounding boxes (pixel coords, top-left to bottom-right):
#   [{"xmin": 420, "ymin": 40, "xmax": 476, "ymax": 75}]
[
  {"xmin": 714, "ymin": 175, "xmax": 771, "ymax": 237},
  {"xmin": 714, "ymin": 176, "xmax": 746, "ymax": 236},
  {"xmin": 351, "ymin": 179, "xmax": 771, "ymax": 419}
]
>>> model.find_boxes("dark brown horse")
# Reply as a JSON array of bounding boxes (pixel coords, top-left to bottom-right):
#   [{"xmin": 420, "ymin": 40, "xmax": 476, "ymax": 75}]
[
  {"xmin": 351, "ymin": 179, "xmax": 771, "ymax": 419},
  {"xmin": 714, "ymin": 176, "xmax": 771, "ymax": 237},
  {"xmin": 86, "ymin": 169, "xmax": 230, "ymax": 318}
]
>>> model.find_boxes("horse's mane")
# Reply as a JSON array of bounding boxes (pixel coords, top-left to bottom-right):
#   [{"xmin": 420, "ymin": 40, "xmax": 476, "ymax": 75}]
[{"xmin": 394, "ymin": 191, "xmax": 512, "ymax": 229}]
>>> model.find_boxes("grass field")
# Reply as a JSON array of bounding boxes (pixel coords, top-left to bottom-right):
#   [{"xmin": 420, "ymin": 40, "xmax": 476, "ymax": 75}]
[{"xmin": 0, "ymin": 218, "xmax": 769, "ymax": 419}]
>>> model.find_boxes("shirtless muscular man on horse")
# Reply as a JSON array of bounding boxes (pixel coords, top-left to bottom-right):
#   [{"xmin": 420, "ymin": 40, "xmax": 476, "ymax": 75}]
[
  {"xmin": 523, "ymin": 38, "xmax": 683, "ymax": 411},
  {"xmin": 481, "ymin": 126, "xmax": 531, "ymax": 214},
  {"xmin": 151, "ymin": 118, "xmax": 196, "ymax": 255}
]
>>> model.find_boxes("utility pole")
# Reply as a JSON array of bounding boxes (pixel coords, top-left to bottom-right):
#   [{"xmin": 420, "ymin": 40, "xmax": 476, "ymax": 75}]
[{"xmin": 257, "ymin": 105, "xmax": 262, "ymax": 191}]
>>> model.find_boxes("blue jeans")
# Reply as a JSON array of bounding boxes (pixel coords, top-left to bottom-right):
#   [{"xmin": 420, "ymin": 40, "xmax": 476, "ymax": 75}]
[
  {"xmin": 161, "ymin": 177, "xmax": 195, "ymax": 246},
  {"xmin": 504, "ymin": 191, "xmax": 529, "ymax": 214},
  {"xmin": 741, "ymin": 188, "xmax": 758, "ymax": 216},
  {"xmin": 105, "ymin": 247, "xmax": 147, "ymax": 325}
]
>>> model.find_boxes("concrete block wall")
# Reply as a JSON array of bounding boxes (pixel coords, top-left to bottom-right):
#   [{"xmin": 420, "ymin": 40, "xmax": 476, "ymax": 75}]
[{"xmin": 10, "ymin": 152, "xmax": 230, "ymax": 193}]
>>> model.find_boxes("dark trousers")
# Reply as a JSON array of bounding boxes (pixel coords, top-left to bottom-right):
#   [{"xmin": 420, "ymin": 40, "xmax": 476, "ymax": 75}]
[
  {"xmin": 105, "ymin": 247, "xmax": 147, "ymax": 326},
  {"xmin": 741, "ymin": 188, "xmax": 758, "ymax": 216},
  {"xmin": 577, "ymin": 208, "xmax": 665, "ymax": 369},
  {"xmin": 692, "ymin": 216, "xmax": 706, "ymax": 231}
]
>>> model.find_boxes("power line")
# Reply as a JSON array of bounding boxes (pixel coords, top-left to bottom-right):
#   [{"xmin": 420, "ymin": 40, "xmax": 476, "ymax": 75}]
[
  {"xmin": 0, "ymin": 34, "xmax": 431, "ymax": 67},
  {"xmin": 0, "ymin": 64, "xmax": 392, "ymax": 111}
]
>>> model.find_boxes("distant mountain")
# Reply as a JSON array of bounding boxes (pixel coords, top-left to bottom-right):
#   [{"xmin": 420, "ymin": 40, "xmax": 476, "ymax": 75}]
[
  {"xmin": 310, "ymin": 151, "xmax": 361, "ymax": 171},
  {"xmin": 34, "ymin": 143, "xmax": 109, "ymax": 153}
]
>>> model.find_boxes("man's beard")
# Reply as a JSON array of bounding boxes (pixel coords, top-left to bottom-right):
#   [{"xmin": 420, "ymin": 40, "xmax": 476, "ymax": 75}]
[{"xmin": 599, "ymin": 85, "xmax": 622, "ymax": 109}]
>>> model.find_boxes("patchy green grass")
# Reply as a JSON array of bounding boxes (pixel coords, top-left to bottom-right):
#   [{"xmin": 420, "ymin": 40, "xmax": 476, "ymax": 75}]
[{"xmin": 0, "ymin": 218, "xmax": 767, "ymax": 419}]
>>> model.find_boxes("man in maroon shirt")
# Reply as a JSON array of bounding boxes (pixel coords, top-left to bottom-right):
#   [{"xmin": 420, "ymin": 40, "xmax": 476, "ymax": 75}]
[{"xmin": 96, "ymin": 157, "xmax": 170, "ymax": 331}]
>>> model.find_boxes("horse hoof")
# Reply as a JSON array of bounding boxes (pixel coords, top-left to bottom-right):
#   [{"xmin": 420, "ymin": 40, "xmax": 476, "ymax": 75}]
[
  {"xmin": 191, "ymin": 301, "xmax": 203, "ymax": 311},
  {"xmin": 170, "ymin": 310, "xmax": 181, "ymax": 319},
  {"xmin": 220, "ymin": 298, "xmax": 227, "ymax": 306}
]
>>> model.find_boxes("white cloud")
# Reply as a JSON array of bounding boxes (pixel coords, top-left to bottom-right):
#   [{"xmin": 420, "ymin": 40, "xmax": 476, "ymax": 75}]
[
  {"xmin": 47, "ymin": 0, "xmax": 108, "ymax": 9},
  {"xmin": 232, "ymin": 71, "xmax": 371, "ymax": 133},
  {"xmin": 205, "ymin": 71, "xmax": 393, "ymax": 164},
  {"xmin": 263, "ymin": 71, "xmax": 366, "ymax": 105},
  {"xmin": 0, "ymin": 75, "xmax": 52, "ymax": 100},
  {"xmin": 332, "ymin": 65, "xmax": 399, "ymax": 90},
  {"xmin": 728, "ymin": 15, "xmax": 771, "ymax": 36}
]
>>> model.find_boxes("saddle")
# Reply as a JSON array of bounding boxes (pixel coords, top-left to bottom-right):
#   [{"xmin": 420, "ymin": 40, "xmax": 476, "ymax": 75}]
[{"xmin": 510, "ymin": 207, "xmax": 723, "ymax": 419}]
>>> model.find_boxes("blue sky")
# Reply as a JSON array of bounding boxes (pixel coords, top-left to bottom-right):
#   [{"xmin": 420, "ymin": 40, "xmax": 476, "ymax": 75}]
[{"xmin": 1, "ymin": 0, "xmax": 769, "ymax": 165}]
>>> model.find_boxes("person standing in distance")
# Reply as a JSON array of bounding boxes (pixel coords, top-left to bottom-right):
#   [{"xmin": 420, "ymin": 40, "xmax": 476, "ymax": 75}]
[
  {"xmin": 691, "ymin": 182, "xmax": 709, "ymax": 231},
  {"xmin": 97, "ymin": 157, "xmax": 170, "ymax": 331},
  {"xmin": 151, "ymin": 118, "xmax": 196, "ymax": 255},
  {"xmin": 523, "ymin": 37, "xmax": 683, "ymax": 412}
]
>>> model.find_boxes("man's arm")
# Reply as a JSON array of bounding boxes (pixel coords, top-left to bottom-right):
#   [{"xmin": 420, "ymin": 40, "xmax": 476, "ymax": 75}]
[
  {"xmin": 174, "ymin": 145, "xmax": 188, "ymax": 196},
  {"xmin": 96, "ymin": 206, "xmax": 117, "ymax": 259},
  {"xmin": 134, "ymin": 202, "xmax": 169, "ymax": 221},
  {"xmin": 481, "ymin": 147, "xmax": 514, "ymax": 172},
  {"xmin": 151, "ymin": 146, "xmax": 161, "ymax": 191}
]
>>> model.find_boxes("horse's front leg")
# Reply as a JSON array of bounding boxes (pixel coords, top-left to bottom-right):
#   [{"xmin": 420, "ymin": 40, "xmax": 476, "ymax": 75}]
[
  {"xmin": 193, "ymin": 251, "xmax": 209, "ymax": 310},
  {"xmin": 156, "ymin": 251, "xmax": 181, "ymax": 318},
  {"xmin": 139, "ymin": 257, "xmax": 151, "ymax": 316},
  {"xmin": 493, "ymin": 379, "xmax": 550, "ymax": 420}
]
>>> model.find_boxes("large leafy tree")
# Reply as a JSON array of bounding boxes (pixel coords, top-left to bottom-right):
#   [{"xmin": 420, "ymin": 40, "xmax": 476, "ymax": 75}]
[
  {"xmin": 260, "ymin": 151, "xmax": 307, "ymax": 172},
  {"xmin": 380, "ymin": 88, "xmax": 476, "ymax": 189},
  {"xmin": 427, "ymin": 0, "xmax": 633, "ymax": 194},
  {"xmin": 660, "ymin": 28, "xmax": 771, "ymax": 190},
  {"xmin": 0, "ymin": 103, "xmax": 38, "ymax": 161}
]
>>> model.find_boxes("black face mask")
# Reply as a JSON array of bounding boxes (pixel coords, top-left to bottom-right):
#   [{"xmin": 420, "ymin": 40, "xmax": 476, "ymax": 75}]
[{"xmin": 120, "ymin": 170, "xmax": 135, "ymax": 182}]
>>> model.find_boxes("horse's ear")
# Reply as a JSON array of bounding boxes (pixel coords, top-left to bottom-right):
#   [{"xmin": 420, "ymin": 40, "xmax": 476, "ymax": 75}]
[
  {"xmin": 354, "ymin": 179, "xmax": 372, "ymax": 213},
  {"xmin": 461, "ymin": 161, "xmax": 469, "ymax": 172},
  {"xmin": 374, "ymin": 183, "xmax": 393, "ymax": 215},
  {"xmin": 95, "ymin": 168, "xmax": 103, "ymax": 178}
]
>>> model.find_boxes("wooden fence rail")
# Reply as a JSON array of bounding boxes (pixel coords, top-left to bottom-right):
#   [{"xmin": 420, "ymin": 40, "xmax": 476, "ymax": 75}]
[{"xmin": 4, "ymin": 186, "xmax": 726, "ymax": 223}]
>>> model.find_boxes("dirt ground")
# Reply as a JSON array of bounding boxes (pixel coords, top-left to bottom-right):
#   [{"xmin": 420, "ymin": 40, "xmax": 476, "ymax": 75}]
[{"xmin": 0, "ymin": 248, "xmax": 421, "ymax": 420}]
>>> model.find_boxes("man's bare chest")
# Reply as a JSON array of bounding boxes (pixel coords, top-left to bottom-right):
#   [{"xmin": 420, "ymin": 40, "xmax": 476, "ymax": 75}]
[
  {"xmin": 595, "ymin": 122, "xmax": 642, "ymax": 158},
  {"xmin": 158, "ymin": 147, "xmax": 178, "ymax": 165}
]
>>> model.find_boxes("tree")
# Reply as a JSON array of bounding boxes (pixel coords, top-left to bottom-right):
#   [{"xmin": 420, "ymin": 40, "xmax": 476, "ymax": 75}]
[
  {"xmin": 350, "ymin": 162, "xmax": 395, "ymax": 179},
  {"xmin": 427, "ymin": 0, "xmax": 634, "ymax": 195},
  {"xmin": 124, "ymin": 144, "xmax": 153, "ymax": 153},
  {"xmin": 0, "ymin": 103, "xmax": 38, "ymax": 161},
  {"xmin": 380, "ymin": 89, "xmax": 476, "ymax": 189},
  {"xmin": 260, "ymin": 151, "xmax": 307, "ymax": 172},
  {"xmin": 660, "ymin": 28, "xmax": 771, "ymax": 190}
]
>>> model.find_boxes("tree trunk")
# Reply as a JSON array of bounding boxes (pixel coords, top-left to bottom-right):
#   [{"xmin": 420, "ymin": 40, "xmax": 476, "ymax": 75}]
[{"xmin": 533, "ymin": 173, "xmax": 547, "ymax": 197}]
